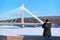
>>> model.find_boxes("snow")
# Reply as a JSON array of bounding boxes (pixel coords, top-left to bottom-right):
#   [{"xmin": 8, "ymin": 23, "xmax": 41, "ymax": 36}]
[{"xmin": 0, "ymin": 26, "xmax": 60, "ymax": 37}]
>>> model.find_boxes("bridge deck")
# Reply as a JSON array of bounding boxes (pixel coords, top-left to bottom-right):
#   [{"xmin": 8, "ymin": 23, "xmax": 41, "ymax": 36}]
[{"xmin": 0, "ymin": 23, "xmax": 41, "ymax": 25}]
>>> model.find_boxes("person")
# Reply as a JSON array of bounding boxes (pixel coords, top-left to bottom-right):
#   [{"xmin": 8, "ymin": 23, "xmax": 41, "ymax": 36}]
[{"xmin": 42, "ymin": 19, "xmax": 51, "ymax": 40}]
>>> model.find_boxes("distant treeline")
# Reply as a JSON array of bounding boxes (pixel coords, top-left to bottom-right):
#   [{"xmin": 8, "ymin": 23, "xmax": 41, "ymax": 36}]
[{"xmin": 0, "ymin": 16, "xmax": 60, "ymax": 25}]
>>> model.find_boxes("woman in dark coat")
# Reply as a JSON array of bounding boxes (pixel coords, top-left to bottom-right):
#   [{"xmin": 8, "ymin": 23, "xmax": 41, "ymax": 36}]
[{"xmin": 42, "ymin": 19, "xmax": 51, "ymax": 40}]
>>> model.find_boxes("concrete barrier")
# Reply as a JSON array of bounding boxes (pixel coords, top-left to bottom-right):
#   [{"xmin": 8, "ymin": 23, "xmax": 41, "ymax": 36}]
[{"xmin": 0, "ymin": 36, "xmax": 60, "ymax": 40}]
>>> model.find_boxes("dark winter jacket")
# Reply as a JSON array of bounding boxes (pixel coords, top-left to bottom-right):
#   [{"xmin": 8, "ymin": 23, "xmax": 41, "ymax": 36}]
[{"xmin": 42, "ymin": 22, "xmax": 51, "ymax": 37}]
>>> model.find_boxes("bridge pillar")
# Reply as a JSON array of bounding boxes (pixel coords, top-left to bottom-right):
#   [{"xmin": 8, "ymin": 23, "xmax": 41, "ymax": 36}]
[
  {"xmin": 33, "ymin": 25, "xmax": 37, "ymax": 28},
  {"xmin": 21, "ymin": 3, "xmax": 24, "ymax": 28}
]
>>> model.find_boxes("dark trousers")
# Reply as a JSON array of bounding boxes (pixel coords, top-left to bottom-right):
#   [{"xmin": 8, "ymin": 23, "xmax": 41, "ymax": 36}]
[{"xmin": 45, "ymin": 36, "xmax": 51, "ymax": 40}]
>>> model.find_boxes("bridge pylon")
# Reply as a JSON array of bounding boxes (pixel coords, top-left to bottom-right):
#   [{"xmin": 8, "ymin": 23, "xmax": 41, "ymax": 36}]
[{"xmin": 21, "ymin": 3, "xmax": 24, "ymax": 28}]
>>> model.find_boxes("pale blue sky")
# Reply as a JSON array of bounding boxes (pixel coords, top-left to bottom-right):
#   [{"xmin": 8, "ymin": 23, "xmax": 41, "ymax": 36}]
[{"xmin": 0, "ymin": 0, "xmax": 60, "ymax": 20}]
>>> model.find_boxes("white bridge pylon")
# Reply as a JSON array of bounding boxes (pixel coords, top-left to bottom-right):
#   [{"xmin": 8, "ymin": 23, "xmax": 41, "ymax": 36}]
[{"xmin": 21, "ymin": 4, "xmax": 44, "ymax": 24}]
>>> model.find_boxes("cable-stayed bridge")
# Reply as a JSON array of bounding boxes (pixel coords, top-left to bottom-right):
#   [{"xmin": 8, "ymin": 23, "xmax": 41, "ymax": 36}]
[{"xmin": 0, "ymin": 4, "xmax": 44, "ymax": 28}]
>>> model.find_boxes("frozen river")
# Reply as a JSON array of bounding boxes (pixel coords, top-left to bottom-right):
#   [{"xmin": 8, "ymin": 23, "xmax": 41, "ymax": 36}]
[{"xmin": 0, "ymin": 26, "xmax": 60, "ymax": 37}]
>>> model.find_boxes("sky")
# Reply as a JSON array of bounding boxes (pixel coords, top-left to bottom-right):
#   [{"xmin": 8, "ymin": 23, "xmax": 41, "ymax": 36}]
[{"xmin": 0, "ymin": 0, "xmax": 60, "ymax": 20}]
